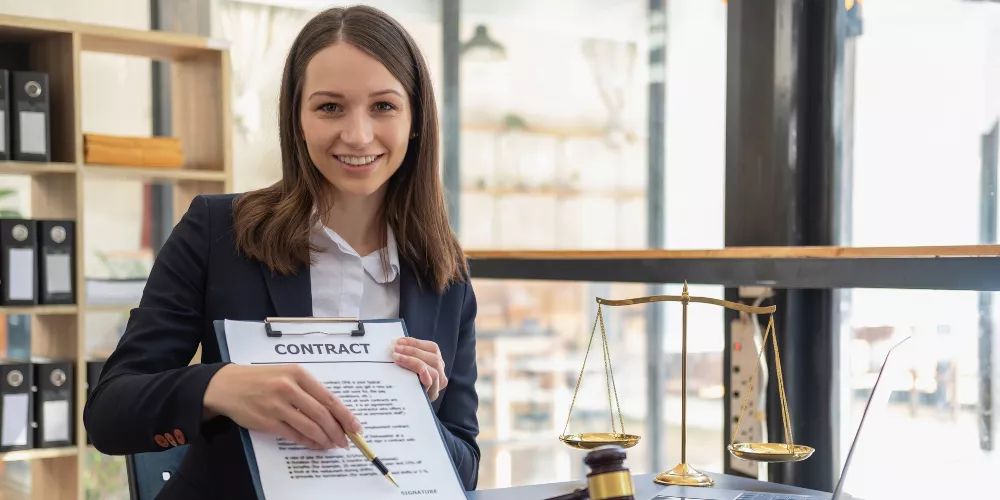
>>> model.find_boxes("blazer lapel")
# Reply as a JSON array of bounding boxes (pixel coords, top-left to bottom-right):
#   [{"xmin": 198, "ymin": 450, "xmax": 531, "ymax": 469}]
[
  {"xmin": 398, "ymin": 260, "xmax": 441, "ymax": 342},
  {"xmin": 259, "ymin": 262, "xmax": 313, "ymax": 317}
]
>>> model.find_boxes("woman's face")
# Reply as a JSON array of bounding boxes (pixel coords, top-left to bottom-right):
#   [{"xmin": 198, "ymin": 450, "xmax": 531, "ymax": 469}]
[{"xmin": 300, "ymin": 42, "xmax": 412, "ymax": 200}]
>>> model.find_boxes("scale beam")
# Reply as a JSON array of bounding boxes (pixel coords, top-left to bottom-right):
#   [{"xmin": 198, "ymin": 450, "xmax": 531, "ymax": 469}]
[
  {"xmin": 558, "ymin": 281, "xmax": 813, "ymax": 488},
  {"xmin": 597, "ymin": 294, "xmax": 777, "ymax": 314}
]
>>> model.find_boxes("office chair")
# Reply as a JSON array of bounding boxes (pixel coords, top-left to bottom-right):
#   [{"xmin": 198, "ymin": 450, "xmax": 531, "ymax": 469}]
[{"xmin": 125, "ymin": 445, "xmax": 188, "ymax": 500}]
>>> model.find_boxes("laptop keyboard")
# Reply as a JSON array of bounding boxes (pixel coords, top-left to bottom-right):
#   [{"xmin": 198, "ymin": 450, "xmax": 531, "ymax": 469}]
[{"xmin": 736, "ymin": 493, "xmax": 826, "ymax": 500}]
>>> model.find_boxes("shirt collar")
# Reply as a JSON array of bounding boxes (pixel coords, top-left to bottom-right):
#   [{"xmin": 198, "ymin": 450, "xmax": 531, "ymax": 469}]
[{"xmin": 310, "ymin": 213, "xmax": 400, "ymax": 284}]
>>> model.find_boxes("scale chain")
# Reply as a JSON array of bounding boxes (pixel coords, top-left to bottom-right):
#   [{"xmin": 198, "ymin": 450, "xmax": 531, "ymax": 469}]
[
  {"xmin": 561, "ymin": 306, "xmax": 601, "ymax": 437},
  {"xmin": 598, "ymin": 306, "xmax": 625, "ymax": 435},
  {"xmin": 561, "ymin": 305, "xmax": 626, "ymax": 438},
  {"xmin": 770, "ymin": 315, "xmax": 794, "ymax": 449},
  {"xmin": 730, "ymin": 314, "xmax": 795, "ymax": 451}
]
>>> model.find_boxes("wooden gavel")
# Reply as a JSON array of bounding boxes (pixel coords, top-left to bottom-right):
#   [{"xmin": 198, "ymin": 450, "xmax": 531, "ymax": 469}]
[{"xmin": 544, "ymin": 446, "xmax": 635, "ymax": 500}]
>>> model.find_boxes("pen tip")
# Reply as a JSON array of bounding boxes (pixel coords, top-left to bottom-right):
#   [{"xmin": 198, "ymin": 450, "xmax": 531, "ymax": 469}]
[{"xmin": 388, "ymin": 473, "xmax": 399, "ymax": 488}]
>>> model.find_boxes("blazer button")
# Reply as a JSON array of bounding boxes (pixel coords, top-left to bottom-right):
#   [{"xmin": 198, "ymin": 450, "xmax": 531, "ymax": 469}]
[
  {"xmin": 155, "ymin": 435, "xmax": 170, "ymax": 448},
  {"xmin": 173, "ymin": 429, "xmax": 186, "ymax": 445},
  {"xmin": 165, "ymin": 433, "xmax": 178, "ymax": 447}
]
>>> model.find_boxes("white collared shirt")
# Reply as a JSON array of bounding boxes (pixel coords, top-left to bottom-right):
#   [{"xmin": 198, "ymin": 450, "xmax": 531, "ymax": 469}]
[{"xmin": 309, "ymin": 222, "xmax": 400, "ymax": 320}]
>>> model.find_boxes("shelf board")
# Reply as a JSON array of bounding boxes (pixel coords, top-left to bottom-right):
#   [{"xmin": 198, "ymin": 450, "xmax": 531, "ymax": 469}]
[
  {"xmin": 0, "ymin": 161, "xmax": 76, "ymax": 176},
  {"xmin": 81, "ymin": 164, "xmax": 227, "ymax": 182},
  {"xmin": 80, "ymin": 30, "xmax": 227, "ymax": 61},
  {"xmin": 0, "ymin": 305, "xmax": 78, "ymax": 315},
  {"xmin": 0, "ymin": 14, "xmax": 228, "ymax": 61},
  {"xmin": 0, "ymin": 447, "xmax": 77, "ymax": 462}
]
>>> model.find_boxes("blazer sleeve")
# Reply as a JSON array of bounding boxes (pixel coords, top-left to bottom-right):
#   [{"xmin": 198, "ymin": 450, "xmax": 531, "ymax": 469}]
[
  {"xmin": 435, "ymin": 280, "xmax": 481, "ymax": 490},
  {"xmin": 83, "ymin": 195, "xmax": 230, "ymax": 455}
]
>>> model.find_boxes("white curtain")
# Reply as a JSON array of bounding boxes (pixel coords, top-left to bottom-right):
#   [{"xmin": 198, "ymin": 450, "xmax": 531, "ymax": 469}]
[
  {"xmin": 580, "ymin": 37, "xmax": 638, "ymax": 150},
  {"xmin": 216, "ymin": 0, "xmax": 312, "ymax": 190},
  {"xmin": 218, "ymin": 0, "xmax": 311, "ymax": 137}
]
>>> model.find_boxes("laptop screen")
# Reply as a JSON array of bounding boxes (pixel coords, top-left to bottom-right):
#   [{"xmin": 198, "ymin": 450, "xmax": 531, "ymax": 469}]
[{"xmin": 832, "ymin": 336, "xmax": 912, "ymax": 500}]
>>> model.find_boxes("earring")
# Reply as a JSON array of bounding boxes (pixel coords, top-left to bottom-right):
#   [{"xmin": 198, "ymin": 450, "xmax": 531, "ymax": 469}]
[{"xmin": 410, "ymin": 132, "xmax": 418, "ymax": 139}]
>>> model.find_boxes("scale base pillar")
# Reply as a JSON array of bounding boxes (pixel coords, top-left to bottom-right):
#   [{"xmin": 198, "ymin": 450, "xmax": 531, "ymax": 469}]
[{"xmin": 653, "ymin": 463, "xmax": 714, "ymax": 487}]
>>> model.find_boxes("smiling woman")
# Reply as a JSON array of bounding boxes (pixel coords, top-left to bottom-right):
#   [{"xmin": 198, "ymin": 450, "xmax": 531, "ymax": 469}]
[{"xmin": 83, "ymin": 5, "xmax": 481, "ymax": 500}]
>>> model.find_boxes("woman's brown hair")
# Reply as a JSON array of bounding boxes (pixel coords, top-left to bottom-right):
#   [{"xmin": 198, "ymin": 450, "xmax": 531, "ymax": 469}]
[{"xmin": 231, "ymin": 5, "xmax": 467, "ymax": 293}]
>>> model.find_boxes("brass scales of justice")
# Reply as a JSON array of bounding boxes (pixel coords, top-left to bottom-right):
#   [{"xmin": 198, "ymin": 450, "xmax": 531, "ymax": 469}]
[{"xmin": 558, "ymin": 282, "xmax": 814, "ymax": 487}]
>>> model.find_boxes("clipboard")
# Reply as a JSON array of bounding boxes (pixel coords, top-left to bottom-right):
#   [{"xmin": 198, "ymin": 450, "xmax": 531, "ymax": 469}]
[{"xmin": 212, "ymin": 317, "xmax": 469, "ymax": 500}]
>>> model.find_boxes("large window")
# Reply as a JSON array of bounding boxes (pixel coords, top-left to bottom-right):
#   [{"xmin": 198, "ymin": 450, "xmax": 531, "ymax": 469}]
[
  {"xmin": 837, "ymin": 288, "xmax": 998, "ymax": 499},
  {"xmin": 456, "ymin": 0, "xmax": 727, "ymax": 486},
  {"xmin": 456, "ymin": 2, "xmax": 649, "ymax": 251},
  {"xmin": 456, "ymin": 0, "xmax": 727, "ymax": 253},
  {"xmin": 833, "ymin": 2, "xmax": 1000, "ymax": 497},
  {"xmin": 847, "ymin": 0, "xmax": 1000, "ymax": 246}
]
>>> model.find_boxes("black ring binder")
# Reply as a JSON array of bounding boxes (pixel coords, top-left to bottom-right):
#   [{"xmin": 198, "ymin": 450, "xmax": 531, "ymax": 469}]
[{"xmin": 263, "ymin": 317, "xmax": 366, "ymax": 338}]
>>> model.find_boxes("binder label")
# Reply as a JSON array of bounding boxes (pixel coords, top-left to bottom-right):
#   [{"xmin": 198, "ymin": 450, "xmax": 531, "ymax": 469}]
[
  {"xmin": 1, "ymin": 393, "xmax": 28, "ymax": 447},
  {"xmin": 8, "ymin": 248, "xmax": 35, "ymax": 300},
  {"xmin": 43, "ymin": 400, "xmax": 70, "ymax": 443},
  {"xmin": 17, "ymin": 111, "xmax": 46, "ymax": 155},
  {"xmin": 45, "ymin": 254, "xmax": 72, "ymax": 294}
]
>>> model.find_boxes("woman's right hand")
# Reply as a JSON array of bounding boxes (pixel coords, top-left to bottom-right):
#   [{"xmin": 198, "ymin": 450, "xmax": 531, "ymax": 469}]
[{"xmin": 202, "ymin": 364, "xmax": 361, "ymax": 450}]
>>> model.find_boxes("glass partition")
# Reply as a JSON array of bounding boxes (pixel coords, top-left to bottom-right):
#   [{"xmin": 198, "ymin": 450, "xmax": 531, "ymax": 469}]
[
  {"xmin": 846, "ymin": 0, "xmax": 1000, "ymax": 246},
  {"xmin": 836, "ymin": 288, "xmax": 998, "ymax": 498}
]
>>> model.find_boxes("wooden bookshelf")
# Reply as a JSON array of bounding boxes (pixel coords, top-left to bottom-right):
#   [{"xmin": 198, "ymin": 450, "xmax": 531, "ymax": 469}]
[{"xmin": 0, "ymin": 14, "xmax": 233, "ymax": 500}]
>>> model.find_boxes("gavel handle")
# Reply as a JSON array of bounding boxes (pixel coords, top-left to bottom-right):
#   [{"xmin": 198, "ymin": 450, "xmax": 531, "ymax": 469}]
[{"xmin": 544, "ymin": 487, "xmax": 588, "ymax": 500}]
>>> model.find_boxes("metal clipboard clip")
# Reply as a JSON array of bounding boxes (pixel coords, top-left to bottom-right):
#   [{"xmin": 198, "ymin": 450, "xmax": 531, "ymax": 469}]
[{"xmin": 263, "ymin": 317, "xmax": 366, "ymax": 338}]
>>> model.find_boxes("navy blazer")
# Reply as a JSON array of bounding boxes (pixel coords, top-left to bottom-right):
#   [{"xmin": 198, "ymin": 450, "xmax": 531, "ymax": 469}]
[{"xmin": 83, "ymin": 193, "xmax": 480, "ymax": 499}]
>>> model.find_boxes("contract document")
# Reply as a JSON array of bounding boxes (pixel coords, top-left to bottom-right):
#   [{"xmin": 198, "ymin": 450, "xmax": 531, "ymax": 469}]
[{"xmin": 215, "ymin": 318, "xmax": 468, "ymax": 500}]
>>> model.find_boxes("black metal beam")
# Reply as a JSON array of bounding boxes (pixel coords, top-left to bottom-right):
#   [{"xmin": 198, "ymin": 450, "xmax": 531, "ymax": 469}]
[
  {"xmin": 442, "ymin": 0, "xmax": 461, "ymax": 233},
  {"xmin": 724, "ymin": 0, "xmax": 838, "ymax": 490},
  {"xmin": 467, "ymin": 256, "xmax": 1000, "ymax": 291}
]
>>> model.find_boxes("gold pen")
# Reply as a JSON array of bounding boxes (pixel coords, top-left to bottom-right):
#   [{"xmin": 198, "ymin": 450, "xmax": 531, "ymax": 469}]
[{"xmin": 346, "ymin": 431, "xmax": 399, "ymax": 487}]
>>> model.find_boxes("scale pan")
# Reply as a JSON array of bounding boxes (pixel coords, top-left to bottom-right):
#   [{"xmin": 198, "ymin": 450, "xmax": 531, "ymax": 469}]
[
  {"xmin": 559, "ymin": 433, "xmax": 640, "ymax": 450},
  {"xmin": 727, "ymin": 443, "xmax": 814, "ymax": 462}
]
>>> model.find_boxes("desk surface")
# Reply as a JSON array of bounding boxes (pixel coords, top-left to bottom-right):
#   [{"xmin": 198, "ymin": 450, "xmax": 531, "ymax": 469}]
[{"xmin": 469, "ymin": 472, "xmax": 828, "ymax": 500}]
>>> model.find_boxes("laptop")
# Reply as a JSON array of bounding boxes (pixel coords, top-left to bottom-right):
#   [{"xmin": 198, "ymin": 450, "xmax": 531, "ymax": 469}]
[{"xmin": 652, "ymin": 336, "xmax": 911, "ymax": 500}]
